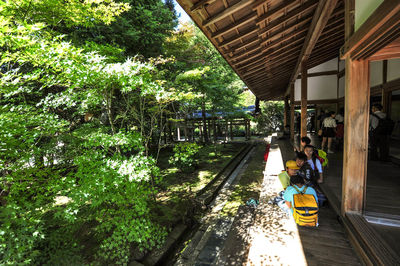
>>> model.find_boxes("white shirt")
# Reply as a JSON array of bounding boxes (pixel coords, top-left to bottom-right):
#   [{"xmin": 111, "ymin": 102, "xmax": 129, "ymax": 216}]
[
  {"xmin": 323, "ymin": 117, "xmax": 337, "ymax": 128},
  {"xmin": 307, "ymin": 158, "xmax": 322, "ymax": 173}
]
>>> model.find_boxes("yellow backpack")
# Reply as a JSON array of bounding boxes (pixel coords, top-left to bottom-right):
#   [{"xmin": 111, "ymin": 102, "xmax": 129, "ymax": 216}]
[{"xmin": 292, "ymin": 186, "xmax": 319, "ymax": 226}]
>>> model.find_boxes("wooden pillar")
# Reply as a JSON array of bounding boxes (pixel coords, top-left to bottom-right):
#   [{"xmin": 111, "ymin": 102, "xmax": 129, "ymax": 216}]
[
  {"xmin": 290, "ymin": 84, "xmax": 295, "ymax": 141},
  {"xmin": 382, "ymin": 60, "xmax": 392, "ymax": 117},
  {"xmin": 301, "ymin": 61, "xmax": 308, "ymax": 138},
  {"xmin": 247, "ymin": 120, "xmax": 251, "ymax": 140},
  {"xmin": 342, "ymin": 0, "xmax": 369, "ymax": 215},
  {"xmin": 342, "ymin": 58, "xmax": 370, "ymax": 215},
  {"xmin": 284, "ymin": 96, "xmax": 289, "ymax": 128}
]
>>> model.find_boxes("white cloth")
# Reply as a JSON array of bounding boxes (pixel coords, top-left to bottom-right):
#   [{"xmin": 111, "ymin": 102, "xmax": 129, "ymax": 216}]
[
  {"xmin": 307, "ymin": 158, "xmax": 322, "ymax": 173},
  {"xmin": 335, "ymin": 114, "xmax": 344, "ymax": 123},
  {"xmin": 369, "ymin": 111, "xmax": 386, "ymax": 130},
  {"xmin": 322, "ymin": 117, "xmax": 337, "ymax": 128}
]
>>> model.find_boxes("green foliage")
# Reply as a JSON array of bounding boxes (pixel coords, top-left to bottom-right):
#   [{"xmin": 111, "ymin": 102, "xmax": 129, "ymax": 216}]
[
  {"xmin": 169, "ymin": 143, "xmax": 201, "ymax": 172},
  {"xmin": 254, "ymin": 101, "xmax": 284, "ymax": 134},
  {"xmin": 2, "ymin": 0, "xmax": 130, "ymax": 28},
  {"xmin": 66, "ymin": 0, "xmax": 178, "ymax": 58},
  {"xmin": 0, "ymin": 0, "xmax": 251, "ymax": 264},
  {"xmin": 0, "ymin": 2, "xmax": 170, "ymax": 263}
]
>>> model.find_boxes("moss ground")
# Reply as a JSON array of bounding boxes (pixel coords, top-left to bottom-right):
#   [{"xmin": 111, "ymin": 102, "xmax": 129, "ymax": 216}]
[
  {"xmin": 153, "ymin": 143, "xmax": 246, "ymax": 227},
  {"xmin": 220, "ymin": 142, "xmax": 266, "ymax": 217}
]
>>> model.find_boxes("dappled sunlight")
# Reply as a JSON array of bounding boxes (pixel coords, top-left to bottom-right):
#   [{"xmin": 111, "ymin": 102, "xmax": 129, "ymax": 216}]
[{"xmin": 246, "ymin": 143, "xmax": 307, "ymax": 265}]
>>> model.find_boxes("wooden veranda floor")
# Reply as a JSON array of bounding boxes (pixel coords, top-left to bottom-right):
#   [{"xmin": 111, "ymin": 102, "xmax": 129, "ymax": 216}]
[
  {"xmin": 246, "ymin": 136, "xmax": 360, "ymax": 265},
  {"xmin": 277, "ymin": 138, "xmax": 361, "ymax": 265},
  {"xmin": 292, "ymin": 134, "xmax": 400, "ymax": 256}
]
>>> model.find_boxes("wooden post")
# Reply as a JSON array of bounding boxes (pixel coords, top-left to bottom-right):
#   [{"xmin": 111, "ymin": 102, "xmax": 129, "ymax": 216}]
[
  {"xmin": 199, "ymin": 122, "xmax": 203, "ymax": 142},
  {"xmin": 290, "ymin": 84, "xmax": 295, "ymax": 141},
  {"xmin": 284, "ymin": 96, "xmax": 289, "ymax": 128},
  {"xmin": 382, "ymin": 60, "xmax": 392, "ymax": 117},
  {"xmin": 247, "ymin": 119, "xmax": 251, "ymax": 140},
  {"xmin": 342, "ymin": 58, "xmax": 370, "ymax": 215},
  {"xmin": 301, "ymin": 61, "xmax": 308, "ymax": 138},
  {"xmin": 342, "ymin": 0, "xmax": 369, "ymax": 215}
]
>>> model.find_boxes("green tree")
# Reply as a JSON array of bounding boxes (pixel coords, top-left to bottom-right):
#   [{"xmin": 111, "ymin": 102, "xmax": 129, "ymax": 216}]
[
  {"xmin": 0, "ymin": 1, "xmax": 169, "ymax": 264},
  {"xmin": 254, "ymin": 101, "xmax": 284, "ymax": 134},
  {"xmin": 164, "ymin": 23, "xmax": 246, "ymax": 143},
  {"xmin": 66, "ymin": 0, "xmax": 178, "ymax": 58}
]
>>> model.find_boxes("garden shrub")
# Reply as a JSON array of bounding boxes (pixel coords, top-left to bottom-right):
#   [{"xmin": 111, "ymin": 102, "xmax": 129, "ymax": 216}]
[{"xmin": 169, "ymin": 143, "xmax": 201, "ymax": 172}]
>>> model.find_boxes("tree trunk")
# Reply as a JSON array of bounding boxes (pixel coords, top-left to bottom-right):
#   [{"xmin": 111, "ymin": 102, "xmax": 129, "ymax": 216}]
[{"xmin": 201, "ymin": 100, "xmax": 209, "ymax": 143}]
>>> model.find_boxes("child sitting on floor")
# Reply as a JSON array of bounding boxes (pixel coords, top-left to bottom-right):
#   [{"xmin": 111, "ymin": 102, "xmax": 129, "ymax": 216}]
[
  {"xmin": 304, "ymin": 144, "xmax": 324, "ymax": 184},
  {"xmin": 278, "ymin": 160, "xmax": 300, "ymax": 190},
  {"xmin": 270, "ymin": 160, "xmax": 300, "ymax": 211},
  {"xmin": 295, "ymin": 151, "xmax": 316, "ymax": 187}
]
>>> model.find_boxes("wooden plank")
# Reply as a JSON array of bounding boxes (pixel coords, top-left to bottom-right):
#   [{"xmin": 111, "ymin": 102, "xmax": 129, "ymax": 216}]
[
  {"xmin": 224, "ymin": 36, "xmax": 259, "ymax": 55},
  {"xmin": 345, "ymin": 213, "xmax": 400, "ymax": 265},
  {"xmin": 341, "ymin": 58, "xmax": 369, "ymax": 214},
  {"xmin": 351, "ymin": 21, "xmax": 400, "ymax": 60},
  {"xmin": 298, "ymin": 70, "xmax": 338, "ymax": 79},
  {"xmin": 190, "ymin": 0, "xmax": 216, "ymax": 11},
  {"xmin": 259, "ymin": 13, "xmax": 313, "ymax": 45},
  {"xmin": 286, "ymin": 0, "xmax": 339, "ymax": 96},
  {"xmin": 203, "ymin": 0, "xmax": 253, "ymax": 27},
  {"xmin": 341, "ymin": 0, "xmax": 400, "ymax": 60},
  {"xmin": 255, "ymin": 0, "xmax": 299, "ymax": 24},
  {"xmin": 211, "ymin": 12, "xmax": 257, "ymax": 39},
  {"xmin": 257, "ymin": 0, "xmax": 318, "ymax": 31},
  {"xmin": 234, "ymin": 49, "xmax": 263, "ymax": 66},
  {"xmin": 261, "ymin": 25, "xmax": 309, "ymax": 49},
  {"xmin": 368, "ymin": 37, "xmax": 400, "ymax": 61},
  {"xmin": 218, "ymin": 26, "xmax": 258, "ymax": 48}
]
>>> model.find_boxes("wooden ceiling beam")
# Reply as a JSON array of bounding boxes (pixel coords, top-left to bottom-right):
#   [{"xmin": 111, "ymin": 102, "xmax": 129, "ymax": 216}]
[
  {"xmin": 257, "ymin": 0, "xmax": 319, "ymax": 35},
  {"xmin": 232, "ymin": 45, "xmax": 262, "ymax": 63},
  {"xmin": 203, "ymin": 0, "xmax": 254, "ymax": 27},
  {"xmin": 237, "ymin": 55, "xmax": 265, "ymax": 69},
  {"xmin": 224, "ymin": 36, "xmax": 259, "ymax": 55},
  {"xmin": 267, "ymin": 44, "xmax": 303, "ymax": 62},
  {"xmin": 218, "ymin": 26, "xmax": 258, "ymax": 48},
  {"xmin": 211, "ymin": 12, "xmax": 257, "ymax": 39},
  {"xmin": 369, "ymin": 37, "xmax": 400, "ymax": 61},
  {"xmin": 256, "ymin": 86, "xmax": 287, "ymax": 98},
  {"xmin": 239, "ymin": 60, "xmax": 266, "ymax": 74},
  {"xmin": 234, "ymin": 52, "xmax": 265, "ymax": 67},
  {"xmin": 341, "ymin": 1, "xmax": 400, "ymax": 60},
  {"xmin": 242, "ymin": 66, "xmax": 266, "ymax": 77},
  {"xmin": 354, "ymin": 25, "xmax": 400, "ymax": 60},
  {"xmin": 190, "ymin": 0, "xmax": 217, "ymax": 12},
  {"xmin": 264, "ymin": 35, "xmax": 305, "ymax": 57},
  {"xmin": 248, "ymin": 62, "xmax": 296, "ymax": 81},
  {"xmin": 286, "ymin": 0, "xmax": 339, "ymax": 96},
  {"xmin": 261, "ymin": 25, "xmax": 309, "ymax": 49},
  {"xmin": 256, "ymin": 0, "xmax": 299, "ymax": 23},
  {"xmin": 260, "ymin": 13, "xmax": 313, "ymax": 45}
]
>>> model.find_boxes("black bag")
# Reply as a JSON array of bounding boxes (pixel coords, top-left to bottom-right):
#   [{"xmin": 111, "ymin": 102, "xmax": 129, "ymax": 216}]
[{"xmin": 372, "ymin": 113, "xmax": 395, "ymax": 135}]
